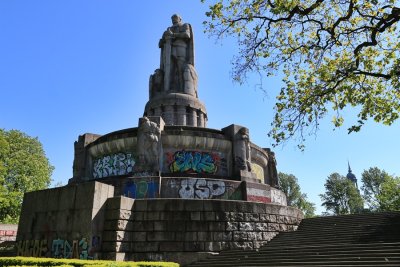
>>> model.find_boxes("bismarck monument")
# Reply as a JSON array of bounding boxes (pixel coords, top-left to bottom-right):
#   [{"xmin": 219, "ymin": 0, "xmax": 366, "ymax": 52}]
[{"xmin": 16, "ymin": 14, "xmax": 303, "ymax": 265}]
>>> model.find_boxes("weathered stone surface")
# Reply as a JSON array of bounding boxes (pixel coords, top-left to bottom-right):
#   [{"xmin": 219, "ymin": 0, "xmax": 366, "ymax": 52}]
[
  {"xmin": 203, "ymin": 212, "xmax": 216, "ymax": 221},
  {"xmin": 147, "ymin": 232, "xmax": 175, "ymax": 242},
  {"xmin": 132, "ymin": 242, "xmax": 159, "ymax": 252},
  {"xmin": 226, "ymin": 222, "xmax": 238, "ymax": 231},
  {"xmin": 230, "ymin": 241, "xmax": 253, "ymax": 250},
  {"xmin": 102, "ymin": 241, "xmax": 131, "ymax": 252},
  {"xmin": 184, "ymin": 242, "xmax": 205, "ymax": 251},
  {"xmin": 239, "ymin": 222, "xmax": 255, "ymax": 231},
  {"xmin": 233, "ymin": 231, "xmax": 248, "ymax": 241},
  {"xmin": 245, "ymin": 213, "xmax": 260, "ymax": 222},
  {"xmin": 255, "ymin": 222, "xmax": 269, "ymax": 231},
  {"xmin": 269, "ymin": 223, "xmax": 280, "ymax": 232},
  {"xmin": 159, "ymin": 242, "xmax": 184, "ymax": 252},
  {"xmin": 208, "ymin": 222, "xmax": 225, "ymax": 231}
]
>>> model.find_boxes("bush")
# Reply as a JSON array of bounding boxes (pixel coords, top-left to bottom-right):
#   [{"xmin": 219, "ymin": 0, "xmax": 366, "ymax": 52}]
[{"xmin": 0, "ymin": 257, "xmax": 179, "ymax": 267}]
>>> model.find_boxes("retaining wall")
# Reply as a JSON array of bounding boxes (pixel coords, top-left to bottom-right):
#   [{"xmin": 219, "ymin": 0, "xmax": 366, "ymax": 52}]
[{"xmin": 101, "ymin": 197, "xmax": 303, "ymax": 265}]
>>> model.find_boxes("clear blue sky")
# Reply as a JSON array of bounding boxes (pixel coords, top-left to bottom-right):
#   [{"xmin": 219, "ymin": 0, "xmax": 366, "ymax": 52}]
[{"xmin": 1, "ymin": 1, "xmax": 399, "ymax": 215}]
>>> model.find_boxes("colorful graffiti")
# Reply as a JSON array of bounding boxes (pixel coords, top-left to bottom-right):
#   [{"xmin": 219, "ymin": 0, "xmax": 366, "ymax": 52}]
[
  {"xmin": 17, "ymin": 237, "xmax": 97, "ymax": 259},
  {"xmin": 163, "ymin": 178, "xmax": 243, "ymax": 200},
  {"xmin": 166, "ymin": 150, "xmax": 222, "ymax": 174},
  {"xmin": 123, "ymin": 178, "xmax": 159, "ymax": 199},
  {"xmin": 51, "ymin": 237, "xmax": 92, "ymax": 259},
  {"xmin": 93, "ymin": 153, "xmax": 135, "ymax": 178}
]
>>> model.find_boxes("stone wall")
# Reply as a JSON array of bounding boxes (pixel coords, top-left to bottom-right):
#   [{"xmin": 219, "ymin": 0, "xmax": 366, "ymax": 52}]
[
  {"xmin": 16, "ymin": 182, "xmax": 114, "ymax": 259},
  {"xmin": 102, "ymin": 197, "xmax": 303, "ymax": 265}
]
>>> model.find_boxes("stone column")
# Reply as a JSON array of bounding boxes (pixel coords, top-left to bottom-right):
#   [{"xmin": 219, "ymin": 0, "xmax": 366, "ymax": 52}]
[
  {"xmin": 198, "ymin": 111, "xmax": 204, "ymax": 127},
  {"xmin": 164, "ymin": 106, "xmax": 174, "ymax": 125},
  {"xmin": 190, "ymin": 108, "xmax": 197, "ymax": 127},
  {"xmin": 176, "ymin": 106, "xmax": 186, "ymax": 125}
]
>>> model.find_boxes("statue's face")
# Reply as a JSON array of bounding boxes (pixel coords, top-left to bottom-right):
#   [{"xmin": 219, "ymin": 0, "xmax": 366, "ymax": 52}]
[{"xmin": 171, "ymin": 15, "xmax": 181, "ymax": 25}]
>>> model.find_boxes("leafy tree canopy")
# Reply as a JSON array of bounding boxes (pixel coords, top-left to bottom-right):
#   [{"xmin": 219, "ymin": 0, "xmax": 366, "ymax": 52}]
[
  {"xmin": 279, "ymin": 172, "xmax": 316, "ymax": 217},
  {"xmin": 0, "ymin": 129, "xmax": 53, "ymax": 223},
  {"xmin": 361, "ymin": 166, "xmax": 391, "ymax": 210},
  {"xmin": 376, "ymin": 174, "xmax": 400, "ymax": 211},
  {"xmin": 202, "ymin": 0, "xmax": 400, "ymax": 149},
  {"xmin": 320, "ymin": 172, "xmax": 363, "ymax": 215}
]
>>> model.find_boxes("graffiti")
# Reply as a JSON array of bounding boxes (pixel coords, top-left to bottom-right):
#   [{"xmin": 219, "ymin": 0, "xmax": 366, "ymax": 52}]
[
  {"xmin": 123, "ymin": 178, "xmax": 159, "ymax": 199},
  {"xmin": 163, "ymin": 178, "xmax": 243, "ymax": 200},
  {"xmin": 179, "ymin": 179, "xmax": 225, "ymax": 199},
  {"xmin": 51, "ymin": 237, "xmax": 92, "ymax": 259},
  {"xmin": 16, "ymin": 239, "xmax": 48, "ymax": 257},
  {"xmin": 251, "ymin": 163, "xmax": 264, "ymax": 182},
  {"xmin": 166, "ymin": 150, "xmax": 221, "ymax": 174},
  {"xmin": 17, "ymin": 237, "xmax": 96, "ymax": 259},
  {"xmin": 93, "ymin": 153, "xmax": 135, "ymax": 178}
]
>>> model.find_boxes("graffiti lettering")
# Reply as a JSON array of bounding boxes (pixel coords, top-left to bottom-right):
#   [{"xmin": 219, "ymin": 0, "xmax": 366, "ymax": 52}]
[
  {"xmin": 167, "ymin": 151, "xmax": 220, "ymax": 174},
  {"xmin": 123, "ymin": 179, "xmax": 159, "ymax": 199},
  {"xmin": 51, "ymin": 238, "xmax": 92, "ymax": 259},
  {"xmin": 163, "ymin": 178, "xmax": 243, "ymax": 200},
  {"xmin": 93, "ymin": 153, "xmax": 135, "ymax": 178},
  {"xmin": 179, "ymin": 179, "xmax": 226, "ymax": 199},
  {"xmin": 16, "ymin": 239, "xmax": 47, "ymax": 257},
  {"xmin": 17, "ymin": 237, "xmax": 96, "ymax": 259}
]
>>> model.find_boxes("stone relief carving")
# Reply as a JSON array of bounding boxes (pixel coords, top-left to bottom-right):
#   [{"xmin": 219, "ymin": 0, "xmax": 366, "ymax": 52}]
[
  {"xmin": 266, "ymin": 149, "xmax": 278, "ymax": 187},
  {"xmin": 149, "ymin": 68, "xmax": 164, "ymax": 98},
  {"xmin": 234, "ymin": 127, "xmax": 252, "ymax": 172},
  {"xmin": 137, "ymin": 117, "xmax": 161, "ymax": 173}
]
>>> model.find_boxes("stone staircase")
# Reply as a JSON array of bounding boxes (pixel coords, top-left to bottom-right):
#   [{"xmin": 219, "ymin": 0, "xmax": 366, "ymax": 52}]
[{"xmin": 186, "ymin": 212, "xmax": 400, "ymax": 267}]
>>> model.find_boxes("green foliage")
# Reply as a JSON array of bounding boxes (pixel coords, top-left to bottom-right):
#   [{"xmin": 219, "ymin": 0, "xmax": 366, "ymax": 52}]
[
  {"xmin": 202, "ymin": 0, "xmax": 400, "ymax": 148},
  {"xmin": 320, "ymin": 173, "xmax": 363, "ymax": 215},
  {"xmin": 278, "ymin": 172, "xmax": 316, "ymax": 218},
  {"xmin": 0, "ymin": 257, "xmax": 179, "ymax": 267},
  {"xmin": 361, "ymin": 167, "xmax": 391, "ymax": 210},
  {"xmin": 376, "ymin": 175, "xmax": 400, "ymax": 211},
  {"xmin": 0, "ymin": 129, "xmax": 54, "ymax": 223}
]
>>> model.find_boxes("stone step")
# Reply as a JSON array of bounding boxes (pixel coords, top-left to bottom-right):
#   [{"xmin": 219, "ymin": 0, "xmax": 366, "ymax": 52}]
[
  {"xmin": 220, "ymin": 242, "xmax": 400, "ymax": 252},
  {"xmin": 215, "ymin": 249, "xmax": 400, "ymax": 259},
  {"xmin": 186, "ymin": 212, "xmax": 400, "ymax": 267}
]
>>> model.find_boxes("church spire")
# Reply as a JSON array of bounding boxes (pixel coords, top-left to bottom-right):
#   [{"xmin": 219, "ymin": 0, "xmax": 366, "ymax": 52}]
[{"xmin": 346, "ymin": 161, "xmax": 358, "ymax": 188}]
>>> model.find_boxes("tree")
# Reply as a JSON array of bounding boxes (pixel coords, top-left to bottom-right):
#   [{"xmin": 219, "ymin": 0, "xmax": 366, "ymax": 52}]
[
  {"xmin": 279, "ymin": 172, "xmax": 316, "ymax": 217},
  {"xmin": 320, "ymin": 172, "xmax": 363, "ymax": 215},
  {"xmin": 361, "ymin": 167, "xmax": 391, "ymax": 210},
  {"xmin": 0, "ymin": 129, "xmax": 53, "ymax": 223},
  {"xmin": 376, "ymin": 175, "xmax": 400, "ymax": 211},
  {"xmin": 202, "ymin": 0, "xmax": 400, "ymax": 149}
]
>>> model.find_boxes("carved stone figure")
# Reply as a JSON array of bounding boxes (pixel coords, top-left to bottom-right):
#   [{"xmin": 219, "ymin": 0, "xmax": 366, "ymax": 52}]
[
  {"xmin": 137, "ymin": 117, "xmax": 161, "ymax": 172},
  {"xmin": 234, "ymin": 127, "xmax": 252, "ymax": 172},
  {"xmin": 159, "ymin": 14, "xmax": 194, "ymax": 92},
  {"xmin": 266, "ymin": 149, "xmax": 278, "ymax": 187},
  {"xmin": 149, "ymin": 69, "xmax": 164, "ymax": 98},
  {"xmin": 183, "ymin": 63, "xmax": 198, "ymax": 97}
]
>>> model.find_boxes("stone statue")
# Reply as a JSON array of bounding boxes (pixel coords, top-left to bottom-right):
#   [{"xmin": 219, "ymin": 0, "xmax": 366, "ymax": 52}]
[
  {"xmin": 149, "ymin": 69, "xmax": 164, "ymax": 98},
  {"xmin": 137, "ymin": 117, "xmax": 161, "ymax": 172},
  {"xmin": 159, "ymin": 14, "xmax": 194, "ymax": 92},
  {"xmin": 234, "ymin": 127, "xmax": 252, "ymax": 172},
  {"xmin": 266, "ymin": 149, "xmax": 278, "ymax": 187}
]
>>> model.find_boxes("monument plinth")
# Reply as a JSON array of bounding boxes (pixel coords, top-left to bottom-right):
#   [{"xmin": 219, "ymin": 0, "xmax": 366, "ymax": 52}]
[{"xmin": 17, "ymin": 14, "xmax": 302, "ymax": 265}]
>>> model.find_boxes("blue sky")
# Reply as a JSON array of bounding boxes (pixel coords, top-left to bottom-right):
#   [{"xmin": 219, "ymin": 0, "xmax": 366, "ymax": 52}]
[{"xmin": 1, "ymin": 1, "xmax": 399, "ymax": 214}]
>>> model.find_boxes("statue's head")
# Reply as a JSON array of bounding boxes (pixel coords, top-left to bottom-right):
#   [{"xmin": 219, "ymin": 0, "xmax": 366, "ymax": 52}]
[{"xmin": 171, "ymin": 14, "xmax": 182, "ymax": 25}]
